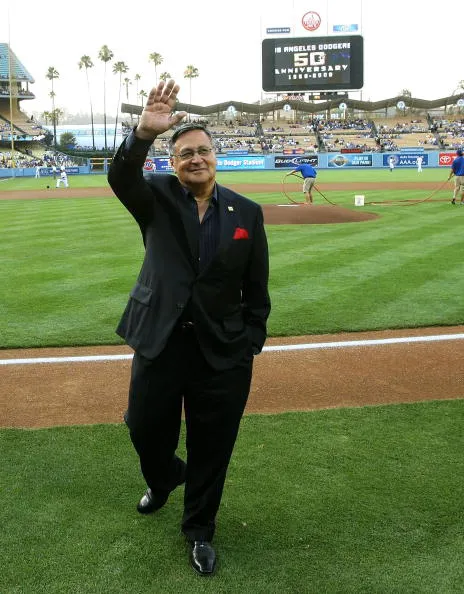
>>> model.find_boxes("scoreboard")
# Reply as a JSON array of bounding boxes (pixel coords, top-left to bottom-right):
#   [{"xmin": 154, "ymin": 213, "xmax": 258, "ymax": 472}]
[
  {"xmin": 308, "ymin": 92, "xmax": 349, "ymax": 100},
  {"xmin": 262, "ymin": 35, "xmax": 363, "ymax": 93}
]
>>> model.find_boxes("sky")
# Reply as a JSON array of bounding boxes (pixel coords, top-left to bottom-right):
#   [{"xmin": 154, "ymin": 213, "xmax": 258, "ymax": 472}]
[{"xmin": 2, "ymin": 0, "xmax": 463, "ymax": 119}]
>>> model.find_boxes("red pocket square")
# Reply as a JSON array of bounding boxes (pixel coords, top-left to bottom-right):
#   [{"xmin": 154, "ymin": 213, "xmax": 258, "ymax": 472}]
[{"xmin": 233, "ymin": 227, "xmax": 249, "ymax": 240}]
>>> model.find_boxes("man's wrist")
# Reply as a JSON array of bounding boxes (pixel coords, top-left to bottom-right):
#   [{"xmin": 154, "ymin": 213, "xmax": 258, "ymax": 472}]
[
  {"xmin": 134, "ymin": 125, "xmax": 157, "ymax": 142},
  {"xmin": 120, "ymin": 129, "xmax": 155, "ymax": 161}
]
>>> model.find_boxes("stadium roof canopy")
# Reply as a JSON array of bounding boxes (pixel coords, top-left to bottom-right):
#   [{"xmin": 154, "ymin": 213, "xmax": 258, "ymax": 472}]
[
  {"xmin": 0, "ymin": 43, "xmax": 35, "ymax": 82},
  {"xmin": 122, "ymin": 92, "xmax": 464, "ymax": 117}
]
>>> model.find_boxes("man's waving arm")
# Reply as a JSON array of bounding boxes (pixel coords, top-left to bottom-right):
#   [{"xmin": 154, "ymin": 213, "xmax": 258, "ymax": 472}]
[{"xmin": 108, "ymin": 79, "xmax": 187, "ymax": 220}]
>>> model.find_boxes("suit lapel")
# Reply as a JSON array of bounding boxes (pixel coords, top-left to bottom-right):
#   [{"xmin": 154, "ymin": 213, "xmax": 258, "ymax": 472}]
[
  {"xmin": 172, "ymin": 185, "xmax": 200, "ymax": 272},
  {"xmin": 216, "ymin": 189, "xmax": 239, "ymax": 255}
]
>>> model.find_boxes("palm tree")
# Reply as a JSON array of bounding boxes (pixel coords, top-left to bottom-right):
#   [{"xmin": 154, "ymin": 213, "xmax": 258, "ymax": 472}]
[
  {"xmin": 139, "ymin": 89, "xmax": 147, "ymax": 107},
  {"xmin": 41, "ymin": 111, "xmax": 52, "ymax": 125},
  {"xmin": 123, "ymin": 77, "xmax": 132, "ymax": 123},
  {"xmin": 134, "ymin": 73, "xmax": 141, "ymax": 101},
  {"xmin": 98, "ymin": 45, "xmax": 114, "ymax": 151},
  {"xmin": 451, "ymin": 80, "xmax": 464, "ymax": 98},
  {"xmin": 124, "ymin": 77, "xmax": 131, "ymax": 101},
  {"xmin": 112, "ymin": 61, "xmax": 129, "ymax": 151},
  {"xmin": 159, "ymin": 72, "xmax": 172, "ymax": 82},
  {"xmin": 50, "ymin": 107, "xmax": 64, "ymax": 132},
  {"xmin": 148, "ymin": 52, "xmax": 163, "ymax": 86},
  {"xmin": 46, "ymin": 66, "xmax": 59, "ymax": 147},
  {"xmin": 78, "ymin": 55, "xmax": 96, "ymax": 150},
  {"xmin": 134, "ymin": 74, "xmax": 141, "ymax": 122},
  {"xmin": 184, "ymin": 65, "xmax": 199, "ymax": 121}
]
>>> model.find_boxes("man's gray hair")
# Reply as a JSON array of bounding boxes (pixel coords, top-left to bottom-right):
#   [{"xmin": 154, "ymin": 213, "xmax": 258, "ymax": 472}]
[{"xmin": 169, "ymin": 123, "xmax": 213, "ymax": 154}]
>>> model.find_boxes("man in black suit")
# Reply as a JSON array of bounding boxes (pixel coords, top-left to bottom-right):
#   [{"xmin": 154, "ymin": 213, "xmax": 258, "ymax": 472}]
[{"xmin": 108, "ymin": 79, "xmax": 271, "ymax": 576}]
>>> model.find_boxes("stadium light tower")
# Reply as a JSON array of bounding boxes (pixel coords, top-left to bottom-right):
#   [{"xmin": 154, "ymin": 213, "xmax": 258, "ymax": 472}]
[{"xmin": 7, "ymin": 6, "xmax": 16, "ymax": 172}]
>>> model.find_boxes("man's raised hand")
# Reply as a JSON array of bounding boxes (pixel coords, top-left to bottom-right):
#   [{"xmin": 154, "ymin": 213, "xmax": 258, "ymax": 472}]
[{"xmin": 136, "ymin": 79, "xmax": 187, "ymax": 141}]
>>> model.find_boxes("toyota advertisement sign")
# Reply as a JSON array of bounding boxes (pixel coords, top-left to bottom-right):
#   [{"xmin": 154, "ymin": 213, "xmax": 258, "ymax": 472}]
[{"xmin": 439, "ymin": 153, "xmax": 458, "ymax": 166}]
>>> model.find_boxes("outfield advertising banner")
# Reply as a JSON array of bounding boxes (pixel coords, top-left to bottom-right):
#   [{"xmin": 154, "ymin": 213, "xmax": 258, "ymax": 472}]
[
  {"xmin": 216, "ymin": 156, "xmax": 266, "ymax": 170},
  {"xmin": 438, "ymin": 153, "xmax": 458, "ymax": 166},
  {"xmin": 143, "ymin": 158, "xmax": 174, "ymax": 172},
  {"xmin": 41, "ymin": 166, "xmax": 80, "ymax": 175},
  {"xmin": 282, "ymin": 148, "xmax": 306, "ymax": 155},
  {"xmin": 328, "ymin": 153, "xmax": 372, "ymax": 167},
  {"xmin": 274, "ymin": 156, "xmax": 319, "ymax": 168},
  {"xmin": 143, "ymin": 156, "xmax": 267, "ymax": 172},
  {"xmin": 382, "ymin": 154, "xmax": 429, "ymax": 168}
]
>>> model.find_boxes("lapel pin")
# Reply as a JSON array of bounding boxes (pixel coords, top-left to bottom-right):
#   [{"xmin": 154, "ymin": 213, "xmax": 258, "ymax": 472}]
[{"xmin": 227, "ymin": 206, "xmax": 234, "ymax": 211}]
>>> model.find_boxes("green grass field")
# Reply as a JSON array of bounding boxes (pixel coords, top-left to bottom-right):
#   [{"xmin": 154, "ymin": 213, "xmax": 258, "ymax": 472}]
[
  {"xmin": 1, "ymin": 168, "xmax": 463, "ymax": 592},
  {"xmin": 2, "ymin": 402, "xmax": 464, "ymax": 593},
  {"xmin": 1, "ymin": 168, "xmax": 462, "ymax": 348},
  {"xmin": 0, "ymin": 165, "xmax": 450, "ymax": 191}
]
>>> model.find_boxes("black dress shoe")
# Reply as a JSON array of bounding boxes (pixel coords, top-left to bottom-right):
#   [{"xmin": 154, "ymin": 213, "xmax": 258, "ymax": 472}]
[
  {"xmin": 137, "ymin": 465, "xmax": 186, "ymax": 514},
  {"xmin": 189, "ymin": 541, "xmax": 216, "ymax": 576},
  {"xmin": 136, "ymin": 488, "xmax": 170, "ymax": 514}
]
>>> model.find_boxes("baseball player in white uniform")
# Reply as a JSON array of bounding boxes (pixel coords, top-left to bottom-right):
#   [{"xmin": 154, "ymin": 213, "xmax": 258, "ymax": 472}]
[{"xmin": 56, "ymin": 167, "xmax": 69, "ymax": 188}]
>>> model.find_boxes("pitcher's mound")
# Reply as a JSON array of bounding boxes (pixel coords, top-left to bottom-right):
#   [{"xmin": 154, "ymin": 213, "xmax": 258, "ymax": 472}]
[{"xmin": 263, "ymin": 204, "xmax": 379, "ymax": 225}]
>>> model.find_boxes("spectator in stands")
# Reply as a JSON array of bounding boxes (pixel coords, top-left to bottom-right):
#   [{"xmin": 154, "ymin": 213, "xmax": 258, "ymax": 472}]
[
  {"xmin": 449, "ymin": 148, "xmax": 464, "ymax": 205},
  {"xmin": 287, "ymin": 162, "xmax": 317, "ymax": 204}
]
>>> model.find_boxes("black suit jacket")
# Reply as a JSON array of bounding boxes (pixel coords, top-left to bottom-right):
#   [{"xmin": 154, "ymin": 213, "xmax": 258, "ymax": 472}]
[{"xmin": 108, "ymin": 135, "xmax": 271, "ymax": 370}]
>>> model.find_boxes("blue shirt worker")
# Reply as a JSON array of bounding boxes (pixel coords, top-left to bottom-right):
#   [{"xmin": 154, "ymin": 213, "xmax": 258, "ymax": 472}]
[
  {"xmin": 289, "ymin": 163, "xmax": 317, "ymax": 204},
  {"xmin": 449, "ymin": 148, "xmax": 464, "ymax": 205}
]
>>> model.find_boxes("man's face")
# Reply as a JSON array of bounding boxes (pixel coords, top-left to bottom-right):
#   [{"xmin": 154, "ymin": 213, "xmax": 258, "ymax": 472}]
[{"xmin": 170, "ymin": 130, "xmax": 216, "ymax": 188}]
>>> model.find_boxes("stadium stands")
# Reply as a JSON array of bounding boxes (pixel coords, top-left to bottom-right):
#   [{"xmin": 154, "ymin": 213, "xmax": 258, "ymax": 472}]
[
  {"xmin": 0, "ymin": 43, "xmax": 47, "ymax": 159},
  {"xmin": 1, "ymin": 41, "xmax": 463, "ymax": 164}
]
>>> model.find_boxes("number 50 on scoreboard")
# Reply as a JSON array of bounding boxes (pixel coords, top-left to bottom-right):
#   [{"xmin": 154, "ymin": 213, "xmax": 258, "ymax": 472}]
[{"xmin": 262, "ymin": 35, "xmax": 364, "ymax": 93}]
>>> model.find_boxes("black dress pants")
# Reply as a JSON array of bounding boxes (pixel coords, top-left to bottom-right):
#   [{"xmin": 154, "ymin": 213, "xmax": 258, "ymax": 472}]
[{"xmin": 126, "ymin": 323, "xmax": 253, "ymax": 542}]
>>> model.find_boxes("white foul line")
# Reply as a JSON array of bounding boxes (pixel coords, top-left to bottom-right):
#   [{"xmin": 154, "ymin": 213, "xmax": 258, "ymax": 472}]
[
  {"xmin": 264, "ymin": 333, "xmax": 464, "ymax": 351},
  {"xmin": 1, "ymin": 332, "xmax": 464, "ymax": 366}
]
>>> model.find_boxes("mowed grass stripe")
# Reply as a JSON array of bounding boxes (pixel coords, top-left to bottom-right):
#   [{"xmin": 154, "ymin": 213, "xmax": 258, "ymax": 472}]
[
  {"xmin": 267, "ymin": 206, "xmax": 464, "ymax": 334},
  {"xmin": 1, "ymin": 401, "xmax": 463, "ymax": 593},
  {"xmin": 269, "ymin": 208, "xmax": 462, "ymax": 289},
  {"xmin": 360, "ymin": 261, "xmax": 464, "ymax": 328},
  {"xmin": 269, "ymin": 248, "xmax": 464, "ymax": 335},
  {"xmin": 2, "ymin": 181, "xmax": 464, "ymax": 347},
  {"xmin": 1, "ymin": 199, "xmax": 142, "ymax": 347}
]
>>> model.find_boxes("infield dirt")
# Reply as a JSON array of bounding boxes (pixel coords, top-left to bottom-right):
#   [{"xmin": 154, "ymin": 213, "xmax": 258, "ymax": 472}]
[{"xmin": 1, "ymin": 180, "xmax": 461, "ymax": 428}]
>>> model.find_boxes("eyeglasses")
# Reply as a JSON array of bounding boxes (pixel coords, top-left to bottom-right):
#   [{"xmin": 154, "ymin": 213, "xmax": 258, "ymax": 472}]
[{"xmin": 172, "ymin": 147, "xmax": 214, "ymax": 161}]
